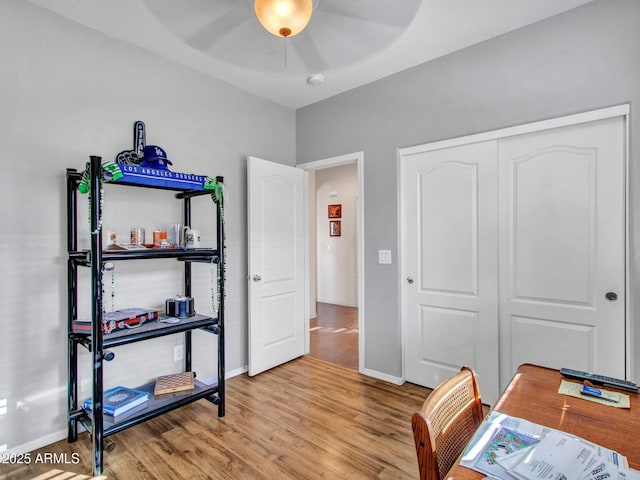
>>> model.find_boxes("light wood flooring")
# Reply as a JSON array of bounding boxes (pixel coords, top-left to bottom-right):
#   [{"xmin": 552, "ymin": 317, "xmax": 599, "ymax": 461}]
[
  {"xmin": 1, "ymin": 356, "xmax": 431, "ymax": 480},
  {"xmin": 309, "ymin": 302, "xmax": 358, "ymax": 370}
]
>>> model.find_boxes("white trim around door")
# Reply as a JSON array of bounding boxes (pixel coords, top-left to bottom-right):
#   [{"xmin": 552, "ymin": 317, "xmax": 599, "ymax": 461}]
[{"xmin": 400, "ymin": 104, "xmax": 629, "ymax": 156}]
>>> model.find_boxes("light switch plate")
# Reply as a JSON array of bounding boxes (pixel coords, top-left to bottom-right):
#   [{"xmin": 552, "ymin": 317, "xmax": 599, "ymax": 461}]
[{"xmin": 378, "ymin": 250, "xmax": 392, "ymax": 264}]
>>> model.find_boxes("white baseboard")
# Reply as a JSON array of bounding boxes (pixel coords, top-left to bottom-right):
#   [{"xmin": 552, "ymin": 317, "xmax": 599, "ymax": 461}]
[
  {"xmin": 6, "ymin": 428, "xmax": 70, "ymax": 456},
  {"xmin": 316, "ymin": 300, "xmax": 358, "ymax": 308},
  {"xmin": 361, "ymin": 367, "xmax": 404, "ymax": 386},
  {"xmin": 199, "ymin": 365, "xmax": 247, "ymax": 386},
  {"xmin": 226, "ymin": 365, "xmax": 248, "ymax": 379}
]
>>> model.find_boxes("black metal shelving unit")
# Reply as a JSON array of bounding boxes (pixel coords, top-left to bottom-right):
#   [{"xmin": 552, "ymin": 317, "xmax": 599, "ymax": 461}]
[{"xmin": 66, "ymin": 156, "xmax": 225, "ymax": 475}]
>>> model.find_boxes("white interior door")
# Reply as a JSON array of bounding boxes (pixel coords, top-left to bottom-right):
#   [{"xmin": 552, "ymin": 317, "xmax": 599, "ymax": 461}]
[
  {"xmin": 402, "ymin": 141, "xmax": 501, "ymax": 404},
  {"xmin": 498, "ymin": 117, "xmax": 626, "ymax": 387},
  {"xmin": 248, "ymin": 156, "xmax": 306, "ymax": 376}
]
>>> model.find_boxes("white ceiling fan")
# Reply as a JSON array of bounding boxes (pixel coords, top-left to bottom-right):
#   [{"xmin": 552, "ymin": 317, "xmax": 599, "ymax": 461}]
[
  {"xmin": 27, "ymin": 0, "xmax": 595, "ymax": 107},
  {"xmin": 142, "ymin": 0, "xmax": 422, "ymax": 74}
]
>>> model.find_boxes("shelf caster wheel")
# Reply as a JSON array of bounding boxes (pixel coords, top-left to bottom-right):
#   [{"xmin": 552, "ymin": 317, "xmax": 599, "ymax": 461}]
[{"xmin": 104, "ymin": 438, "xmax": 116, "ymax": 452}]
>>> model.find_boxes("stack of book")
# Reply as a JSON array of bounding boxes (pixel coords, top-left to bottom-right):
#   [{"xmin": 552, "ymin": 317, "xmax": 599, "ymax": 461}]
[
  {"xmin": 461, "ymin": 412, "xmax": 639, "ymax": 480},
  {"xmin": 83, "ymin": 386, "xmax": 149, "ymax": 418}
]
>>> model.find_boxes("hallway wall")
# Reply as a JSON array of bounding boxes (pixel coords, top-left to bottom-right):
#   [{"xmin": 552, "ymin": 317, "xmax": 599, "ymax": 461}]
[{"xmin": 315, "ymin": 164, "xmax": 358, "ymax": 306}]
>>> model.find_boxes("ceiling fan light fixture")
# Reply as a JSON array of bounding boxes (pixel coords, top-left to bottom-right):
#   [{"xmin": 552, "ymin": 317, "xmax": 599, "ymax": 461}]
[{"xmin": 254, "ymin": 0, "xmax": 313, "ymax": 38}]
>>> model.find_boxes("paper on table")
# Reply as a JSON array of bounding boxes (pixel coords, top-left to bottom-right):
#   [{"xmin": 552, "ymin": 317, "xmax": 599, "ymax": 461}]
[
  {"xmin": 511, "ymin": 430, "xmax": 598, "ymax": 480},
  {"xmin": 496, "ymin": 445, "xmax": 538, "ymax": 472},
  {"xmin": 558, "ymin": 380, "xmax": 630, "ymax": 409},
  {"xmin": 579, "ymin": 462, "xmax": 620, "ymax": 480},
  {"xmin": 619, "ymin": 469, "xmax": 640, "ymax": 480},
  {"xmin": 579, "ymin": 462, "xmax": 640, "ymax": 480},
  {"xmin": 500, "ymin": 432, "xmax": 626, "ymax": 471},
  {"xmin": 575, "ymin": 437, "xmax": 628, "ymax": 469}
]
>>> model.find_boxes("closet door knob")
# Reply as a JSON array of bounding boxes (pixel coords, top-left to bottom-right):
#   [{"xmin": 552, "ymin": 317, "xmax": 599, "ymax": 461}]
[
  {"xmin": 253, "ymin": 274, "xmax": 262, "ymax": 282},
  {"xmin": 605, "ymin": 291, "xmax": 618, "ymax": 301},
  {"xmin": 407, "ymin": 277, "xmax": 414, "ymax": 284}
]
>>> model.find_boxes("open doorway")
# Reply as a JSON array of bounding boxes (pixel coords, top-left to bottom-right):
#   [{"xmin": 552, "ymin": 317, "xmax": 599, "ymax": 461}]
[
  {"xmin": 299, "ymin": 152, "xmax": 364, "ymax": 372},
  {"xmin": 310, "ymin": 302, "xmax": 358, "ymax": 369}
]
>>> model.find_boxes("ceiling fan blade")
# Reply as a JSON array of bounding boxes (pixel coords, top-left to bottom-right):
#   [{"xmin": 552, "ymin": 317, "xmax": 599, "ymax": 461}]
[
  {"xmin": 186, "ymin": 6, "xmax": 253, "ymax": 51},
  {"xmin": 289, "ymin": 32, "xmax": 329, "ymax": 72},
  {"xmin": 319, "ymin": 0, "xmax": 420, "ymax": 28}
]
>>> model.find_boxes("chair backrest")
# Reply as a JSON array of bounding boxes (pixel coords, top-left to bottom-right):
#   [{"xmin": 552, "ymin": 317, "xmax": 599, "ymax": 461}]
[{"xmin": 411, "ymin": 366, "xmax": 483, "ymax": 480}]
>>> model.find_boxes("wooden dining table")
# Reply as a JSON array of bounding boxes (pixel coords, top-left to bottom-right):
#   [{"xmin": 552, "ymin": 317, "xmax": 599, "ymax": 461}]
[{"xmin": 447, "ymin": 363, "xmax": 640, "ymax": 480}]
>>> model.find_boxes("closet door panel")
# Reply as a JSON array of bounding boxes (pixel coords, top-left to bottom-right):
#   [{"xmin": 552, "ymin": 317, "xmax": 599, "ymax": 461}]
[
  {"xmin": 498, "ymin": 117, "xmax": 626, "ymax": 387},
  {"xmin": 402, "ymin": 140, "xmax": 500, "ymax": 404}
]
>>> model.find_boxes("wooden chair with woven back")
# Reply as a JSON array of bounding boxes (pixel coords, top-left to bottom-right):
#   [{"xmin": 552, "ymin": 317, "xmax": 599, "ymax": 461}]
[{"xmin": 411, "ymin": 366, "xmax": 484, "ymax": 480}]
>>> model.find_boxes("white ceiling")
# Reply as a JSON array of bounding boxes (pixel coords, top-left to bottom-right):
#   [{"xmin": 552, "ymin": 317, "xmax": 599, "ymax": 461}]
[{"xmin": 29, "ymin": 0, "xmax": 594, "ymax": 109}]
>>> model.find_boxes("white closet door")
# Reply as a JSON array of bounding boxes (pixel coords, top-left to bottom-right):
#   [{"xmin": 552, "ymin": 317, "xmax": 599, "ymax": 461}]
[
  {"xmin": 498, "ymin": 117, "xmax": 626, "ymax": 387},
  {"xmin": 402, "ymin": 141, "xmax": 500, "ymax": 404},
  {"xmin": 401, "ymin": 114, "xmax": 627, "ymax": 403}
]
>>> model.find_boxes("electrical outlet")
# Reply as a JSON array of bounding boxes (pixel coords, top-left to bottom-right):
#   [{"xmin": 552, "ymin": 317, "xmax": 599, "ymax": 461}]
[{"xmin": 174, "ymin": 345, "xmax": 184, "ymax": 362}]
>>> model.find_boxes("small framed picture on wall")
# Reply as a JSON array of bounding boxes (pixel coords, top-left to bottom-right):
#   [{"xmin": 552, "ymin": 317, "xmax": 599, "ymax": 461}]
[
  {"xmin": 329, "ymin": 220, "xmax": 341, "ymax": 237},
  {"xmin": 328, "ymin": 204, "xmax": 342, "ymax": 218}
]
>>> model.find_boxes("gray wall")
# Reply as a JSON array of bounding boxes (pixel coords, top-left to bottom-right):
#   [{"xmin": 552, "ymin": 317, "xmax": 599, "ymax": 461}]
[
  {"xmin": 0, "ymin": 1, "xmax": 295, "ymax": 452},
  {"xmin": 297, "ymin": 0, "xmax": 640, "ymax": 381}
]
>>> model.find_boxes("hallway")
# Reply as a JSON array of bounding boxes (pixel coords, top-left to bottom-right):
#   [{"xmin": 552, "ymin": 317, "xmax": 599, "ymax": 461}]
[{"xmin": 308, "ymin": 302, "xmax": 358, "ymax": 370}]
